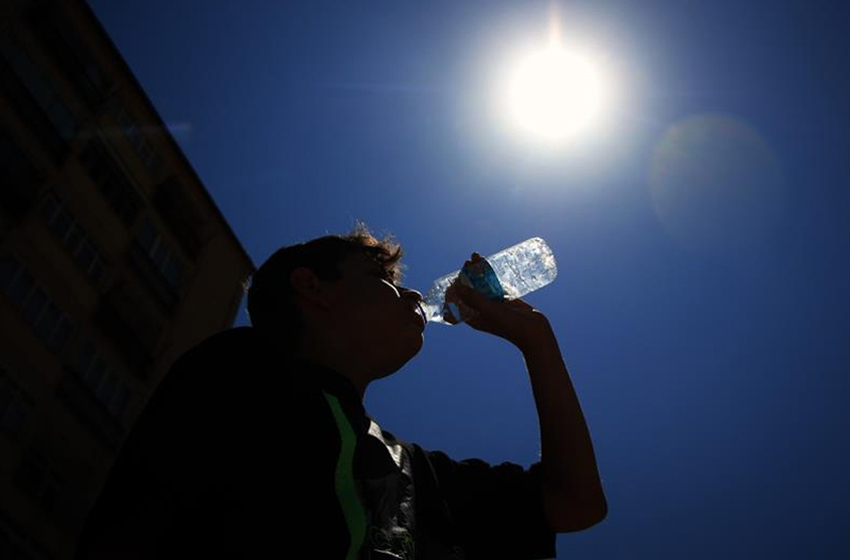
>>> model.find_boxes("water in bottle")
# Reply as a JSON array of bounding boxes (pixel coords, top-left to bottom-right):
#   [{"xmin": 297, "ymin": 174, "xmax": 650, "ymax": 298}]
[{"xmin": 420, "ymin": 237, "xmax": 558, "ymax": 325}]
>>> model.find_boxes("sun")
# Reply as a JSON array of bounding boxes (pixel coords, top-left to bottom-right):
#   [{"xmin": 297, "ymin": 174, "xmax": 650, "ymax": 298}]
[{"xmin": 505, "ymin": 47, "xmax": 605, "ymax": 142}]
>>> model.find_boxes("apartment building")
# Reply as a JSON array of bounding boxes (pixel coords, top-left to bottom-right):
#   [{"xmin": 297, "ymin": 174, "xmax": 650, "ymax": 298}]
[{"xmin": 0, "ymin": 1, "xmax": 255, "ymax": 558}]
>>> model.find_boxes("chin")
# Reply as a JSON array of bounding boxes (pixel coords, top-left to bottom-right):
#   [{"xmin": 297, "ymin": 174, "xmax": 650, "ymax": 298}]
[{"xmin": 376, "ymin": 342, "xmax": 423, "ymax": 380}]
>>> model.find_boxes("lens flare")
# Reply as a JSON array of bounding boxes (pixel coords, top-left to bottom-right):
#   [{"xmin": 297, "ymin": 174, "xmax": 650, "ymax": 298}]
[{"xmin": 649, "ymin": 115, "xmax": 786, "ymax": 253}]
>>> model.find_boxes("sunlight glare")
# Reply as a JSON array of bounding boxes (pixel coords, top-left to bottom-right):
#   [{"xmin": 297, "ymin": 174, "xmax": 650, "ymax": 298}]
[{"xmin": 506, "ymin": 47, "xmax": 604, "ymax": 142}]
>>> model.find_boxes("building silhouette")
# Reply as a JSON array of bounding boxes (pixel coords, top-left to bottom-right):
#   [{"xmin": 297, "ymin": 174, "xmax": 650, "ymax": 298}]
[{"xmin": 1, "ymin": 1, "xmax": 255, "ymax": 557}]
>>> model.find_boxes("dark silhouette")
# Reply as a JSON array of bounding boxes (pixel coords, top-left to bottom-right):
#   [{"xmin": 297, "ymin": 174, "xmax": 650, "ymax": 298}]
[{"xmin": 75, "ymin": 223, "xmax": 606, "ymax": 559}]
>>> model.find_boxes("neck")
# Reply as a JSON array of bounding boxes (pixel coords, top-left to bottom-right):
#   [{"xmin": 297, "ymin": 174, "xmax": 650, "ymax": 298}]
[{"xmin": 295, "ymin": 335, "xmax": 369, "ymax": 400}]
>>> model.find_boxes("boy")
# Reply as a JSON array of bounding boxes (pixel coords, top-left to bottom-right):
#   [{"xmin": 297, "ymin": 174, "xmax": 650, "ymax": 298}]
[{"xmin": 75, "ymin": 224, "xmax": 606, "ymax": 559}]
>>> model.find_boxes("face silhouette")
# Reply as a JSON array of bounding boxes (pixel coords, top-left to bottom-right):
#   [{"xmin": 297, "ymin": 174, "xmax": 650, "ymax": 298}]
[{"xmin": 319, "ymin": 252, "xmax": 426, "ymax": 379}]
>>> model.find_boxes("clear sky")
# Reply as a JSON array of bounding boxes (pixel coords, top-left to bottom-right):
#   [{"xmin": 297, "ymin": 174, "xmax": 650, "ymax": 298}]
[{"xmin": 87, "ymin": 1, "xmax": 849, "ymax": 557}]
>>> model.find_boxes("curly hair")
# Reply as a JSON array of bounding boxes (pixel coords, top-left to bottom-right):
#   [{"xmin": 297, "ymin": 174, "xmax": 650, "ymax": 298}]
[{"xmin": 245, "ymin": 222, "xmax": 405, "ymax": 350}]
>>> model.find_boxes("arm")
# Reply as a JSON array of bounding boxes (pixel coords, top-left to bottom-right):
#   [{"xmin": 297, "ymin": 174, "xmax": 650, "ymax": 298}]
[
  {"xmin": 520, "ymin": 321, "xmax": 608, "ymax": 532},
  {"xmin": 450, "ymin": 274, "xmax": 607, "ymax": 533}
]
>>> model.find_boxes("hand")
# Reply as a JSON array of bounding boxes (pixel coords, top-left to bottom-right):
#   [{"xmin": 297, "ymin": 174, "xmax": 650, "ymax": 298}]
[{"xmin": 445, "ymin": 253, "xmax": 553, "ymax": 352}]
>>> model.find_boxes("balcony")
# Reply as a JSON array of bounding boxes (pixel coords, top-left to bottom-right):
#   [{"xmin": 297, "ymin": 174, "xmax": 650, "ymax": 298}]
[
  {"xmin": 153, "ymin": 177, "xmax": 209, "ymax": 261},
  {"xmin": 128, "ymin": 239, "xmax": 180, "ymax": 314},
  {"xmin": 0, "ymin": 126, "xmax": 43, "ymax": 221},
  {"xmin": 0, "ymin": 53, "xmax": 68, "ymax": 165},
  {"xmin": 94, "ymin": 284, "xmax": 163, "ymax": 379},
  {"xmin": 57, "ymin": 365, "xmax": 123, "ymax": 453},
  {"xmin": 26, "ymin": 3, "xmax": 111, "ymax": 112}
]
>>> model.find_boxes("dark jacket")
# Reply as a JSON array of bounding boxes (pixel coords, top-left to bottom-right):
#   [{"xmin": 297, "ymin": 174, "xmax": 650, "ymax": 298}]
[{"xmin": 75, "ymin": 327, "xmax": 556, "ymax": 559}]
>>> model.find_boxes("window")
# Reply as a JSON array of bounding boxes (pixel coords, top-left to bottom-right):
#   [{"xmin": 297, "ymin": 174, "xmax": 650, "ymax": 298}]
[
  {"xmin": 46, "ymin": 205, "xmax": 72, "ymax": 239},
  {"xmin": 151, "ymin": 241, "xmax": 167, "ymax": 269},
  {"xmin": 26, "ymin": 4, "xmax": 110, "ymax": 111},
  {"xmin": 7, "ymin": 267, "xmax": 34, "ymax": 308},
  {"xmin": 22, "ymin": 286, "xmax": 47, "ymax": 326},
  {"xmin": 35, "ymin": 300, "xmax": 72, "ymax": 355},
  {"xmin": 109, "ymin": 385, "xmax": 130, "ymax": 417},
  {"xmin": 34, "ymin": 301, "xmax": 61, "ymax": 343},
  {"xmin": 75, "ymin": 340, "xmax": 95, "ymax": 374},
  {"xmin": 40, "ymin": 194, "xmax": 109, "ymax": 290},
  {"xmin": 87, "ymin": 355, "xmax": 106, "ymax": 389},
  {"xmin": 80, "ymin": 137, "xmax": 145, "ymax": 227},
  {"xmin": 74, "ymin": 339, "xmax": 132, "ymax": 421},
  {"xmin": 97, "ymin": 371, "xmax": 116, "ymax": 405},
  {"xmin": 0, "ymin": 53, "xmax": 65, "ymax": 162},
  {"xmin": 77, "ymin": 240, "xmax": 95, "ymax": 270},
  {"xmin": 0, "ymin": 38, "xmax": 77, "ymax": 142},
  {"xmin": 137, "ymin": 217, "xmax": 155, "ymax": 249},
  {"xmin": 0, "ymin": 122, "xmax": 40, "ymax": 188},
  {"xmin": 0, "ymin": 120, "xmax": 42, "ymax": 217},
  {"xmin": 14, "ymin": 450, "xmax": 64, "ymax": 517},
  {"xmin": 0, "ymin": 254, "xmax": 75, "ymax": 356},
  {"xmin": 0, "ymin": 363, "xmax": 33, "ymax": 438},
  {"xmin": 152, "ymin": 177, "xmax": 207, "ymax": 261},
  {"xmin": 0, "ymin": 254, "xmax": 19, "ymax": 291},
  {"xmin": 89, "ymin": 255, "xmax": 105, "ymax": 286},
  {"xmin": 115, "ymin": 107, "xmax": 162, "ymax": 175},
  {"xmin": 137, "ymin": 218, "xmax": 185, "ymax": 290},
  {"xmin": 49, "ymin": 317, "xmax": 72, "ymax": 356},
  {"xmin": 163, "ymin": 257, "xmax": 184, "ymax": 289},
  {"xmin": 65, "ymin": 226, "xmax": 83, "ymax": 254},
  {"xmin": 1, "ymin": 390, "xmax": 31, "ymax": 435}
]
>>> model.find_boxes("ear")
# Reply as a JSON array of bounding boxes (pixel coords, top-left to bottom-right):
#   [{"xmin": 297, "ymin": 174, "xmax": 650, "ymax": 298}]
[{"xmin": 289, "ymin": 267, "xmax": 331, "ymax": 310}]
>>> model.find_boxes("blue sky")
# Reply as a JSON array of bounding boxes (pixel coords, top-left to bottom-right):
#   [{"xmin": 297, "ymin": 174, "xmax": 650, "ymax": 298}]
[{"xmin": 87, "ymin": 1, "xmax": 849, "ymax": 557}]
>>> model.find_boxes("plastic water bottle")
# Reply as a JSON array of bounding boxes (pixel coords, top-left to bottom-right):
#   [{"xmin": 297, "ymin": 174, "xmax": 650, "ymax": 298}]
[{"xmin": 420, "ymin": 237, "xmax": 558, "ymax": 325}]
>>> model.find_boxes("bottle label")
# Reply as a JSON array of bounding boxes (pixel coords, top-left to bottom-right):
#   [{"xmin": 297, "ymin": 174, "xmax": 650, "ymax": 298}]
[{"xmin": 459, "ymin": 258, "xmax": 506, "ymax": 300}]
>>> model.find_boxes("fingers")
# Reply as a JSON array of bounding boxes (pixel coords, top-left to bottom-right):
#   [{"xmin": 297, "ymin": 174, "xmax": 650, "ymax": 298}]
[
  {"xmin": 464, "ymin": 252, "xmax": 482, "ymax": 266},
  {"xmin": 444, "ymin": 281, "xmax": 477, "ymax": 323},
  {"xmin": 454, "ymin": 283, "xmax": 479, "ymax": 302},
  {"xmin": 454, "ymin": 284, "xmax": 492, "ymax": 315}
]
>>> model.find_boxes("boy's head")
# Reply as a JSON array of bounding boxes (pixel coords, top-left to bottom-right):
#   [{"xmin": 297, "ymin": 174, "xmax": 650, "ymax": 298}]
[{"xmin": 246, "ymin": 223, "xmax": 425, "ymax": 385}]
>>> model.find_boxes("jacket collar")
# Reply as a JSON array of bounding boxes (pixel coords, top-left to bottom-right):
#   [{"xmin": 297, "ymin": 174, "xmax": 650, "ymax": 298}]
[
  {"xmin": 243, "ymin": 326, "xmax": 371, "ymax": 430},
  {"xmin": 291, "ymin": 357, "xmax": 370, "ymax": 430}
]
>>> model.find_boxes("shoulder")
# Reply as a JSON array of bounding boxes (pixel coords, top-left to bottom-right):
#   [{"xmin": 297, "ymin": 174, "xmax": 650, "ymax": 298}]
[
  {"xmin": 171, "ymin": 327, "xmax": 274, "ymax": 370},
  {"xmin": 160, "ymin": 327, "xmax": 304, "ymax": 397},
  {"xmin": 406, "ymin": 444, "xmax": 548, "ymax": 517},
  {"xmin": 135, "ymin": 328, "xmax": 316, "ymax": 448}
]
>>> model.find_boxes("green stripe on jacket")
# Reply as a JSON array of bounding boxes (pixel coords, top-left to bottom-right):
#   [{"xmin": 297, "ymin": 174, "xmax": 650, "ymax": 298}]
[{"xmin": 323, "ymin": 392, "xmax": 368, "ymax": 560}]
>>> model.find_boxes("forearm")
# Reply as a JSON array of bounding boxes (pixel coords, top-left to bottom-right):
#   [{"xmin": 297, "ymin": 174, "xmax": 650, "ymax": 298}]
[{"xmin": 520, "ymin": 323, "xmax": 607, "ymax": 529}]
